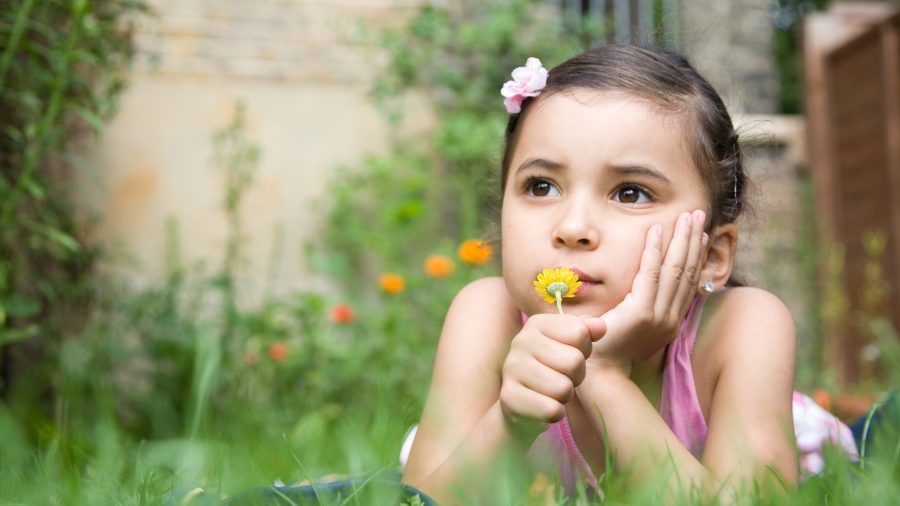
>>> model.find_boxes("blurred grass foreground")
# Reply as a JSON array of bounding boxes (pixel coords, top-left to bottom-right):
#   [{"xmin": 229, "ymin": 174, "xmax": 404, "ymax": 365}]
[{"xmin": 1, "ymin": 0, "xmax": 899, "ymax": 504}]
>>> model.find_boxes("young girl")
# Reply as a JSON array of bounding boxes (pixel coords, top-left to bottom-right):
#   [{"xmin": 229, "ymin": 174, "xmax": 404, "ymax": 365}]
[{"xmin": 401, "ymin": 45, "xmax": 856, "ymax": 503}]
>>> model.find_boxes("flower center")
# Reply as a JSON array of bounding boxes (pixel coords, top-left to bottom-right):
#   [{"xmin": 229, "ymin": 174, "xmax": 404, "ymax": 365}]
[{"xmin": 546, "ymin": 281, "xmax": 570, "ymax": 297}]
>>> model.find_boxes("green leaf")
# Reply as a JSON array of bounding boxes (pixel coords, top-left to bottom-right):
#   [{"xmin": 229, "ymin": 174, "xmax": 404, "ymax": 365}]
[
  {"xmin": 74, "ymin": 105, "xmax": 105, "ymax": 134},
  {"xmin": 28, "ymin": 222, "xmax": 80, "ymax": 253},
  {"xmin": 22, "ymin": 177, "xmax": 45, "ymax": 200},
  {"xmin": 0, "ymin": 324, "xmax": 39, "ymax": 346},
  {"xmin": 3, "ymin": 295, "xmax": 40, "ymax": 317}
]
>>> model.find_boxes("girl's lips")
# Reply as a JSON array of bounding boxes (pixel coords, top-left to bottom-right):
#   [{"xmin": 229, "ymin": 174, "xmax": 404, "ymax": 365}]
[
  {"xmin": 575, "ymin": 280, "xmax": 599, "ymax": 296},
  {"xmin": 567, "ymin": 268, "xmax": 599, "ymax": 284},
  {"xmin": 567, "ymin": 268, "xmax": 601, "ymax": 295}
]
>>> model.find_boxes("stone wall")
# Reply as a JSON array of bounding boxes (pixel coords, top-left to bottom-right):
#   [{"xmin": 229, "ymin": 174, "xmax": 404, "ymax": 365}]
[
  {"xmin": 681, "ymin": 0, "xmax": 778, "ymax": 114},
  {"xmin": 131, "ymin": 0, "xmax": 420, "ymax": 82}
]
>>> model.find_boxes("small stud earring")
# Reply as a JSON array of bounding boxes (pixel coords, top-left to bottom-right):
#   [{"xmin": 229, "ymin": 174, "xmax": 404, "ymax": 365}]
[{"xmin": 701, "ymin": 280, "xmax": 715, "ymax": 294}]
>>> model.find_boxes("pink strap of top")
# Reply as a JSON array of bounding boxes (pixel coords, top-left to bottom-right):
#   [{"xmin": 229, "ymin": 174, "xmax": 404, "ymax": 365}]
[
  {"xmin": 659, "ymin": 295, "xmax": 709, "ymax": 457},
  {"xmin": 528, "ymin": 295, "xmax": 708, "ymax": 492}
]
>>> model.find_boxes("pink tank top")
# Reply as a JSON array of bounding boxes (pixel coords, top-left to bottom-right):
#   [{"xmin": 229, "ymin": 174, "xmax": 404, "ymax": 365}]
[
  {"xmin": 527, "ymin": 295, "xmax": 858, "ymax": 495},
  {"xmin": 527, "ymin": 296, "xmax": 706, "ymax": 496}
]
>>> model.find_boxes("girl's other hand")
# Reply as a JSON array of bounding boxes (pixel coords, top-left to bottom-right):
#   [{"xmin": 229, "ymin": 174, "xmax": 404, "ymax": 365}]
[
  {"xmin": 500, "ymin": 314, "xmax": 605, "ymax": 437},
  {"xmin": 589, "ymin": 210, "xmax": 708, "ymax": 375}
]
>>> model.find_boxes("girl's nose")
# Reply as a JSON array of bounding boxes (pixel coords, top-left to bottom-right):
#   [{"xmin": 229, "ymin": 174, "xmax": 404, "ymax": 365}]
[{"xmin": 552, "ymin": 201, "xmax": 599, "ymax": 249}]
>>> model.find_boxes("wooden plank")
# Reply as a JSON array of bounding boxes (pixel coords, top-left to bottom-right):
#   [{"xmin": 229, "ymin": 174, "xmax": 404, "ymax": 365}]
[
  {"xmin": 881, "ymin": 16, "xmax": 900, "ymax": 332},
  {"xmin": 804, "ymin": 5, "xmax": 900, "ymax": 386},
  {"xmin": 827, "ymin": 15, "xmax": 896, "ymax": 385},
  {"xmin": 804, "ymin": 14, "xmax": 843, "ymax": 244}
]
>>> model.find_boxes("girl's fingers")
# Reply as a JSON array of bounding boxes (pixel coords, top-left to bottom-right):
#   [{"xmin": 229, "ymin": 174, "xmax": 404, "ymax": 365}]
[
  {"xmin": 672, "ymin": 210, "xmax": 707, "ymax": 316},
  {"xmin": 531, "ymin": 315, "xmax": 593, "ymax": 358},
  {"xmin": 519, "ymin": 363, "xmax": 576, "ymax": 405},
  {"xmin": 500, "ymin": 381, "xmax": 566, "ymax": 424},
  {"xmin": 580, "ymin": 315, "xmax": 607, "ymax": 343},
  {"xmin": 630, "ymin": 224, "xmax": 663, "ymax": 308},
  {"xmin": 655, "ymin": 212, "xmax": 692, "ymax": 312},
  {"xmin": 533, "ymin": 337, "xmax": 588, "ymax": 383}
]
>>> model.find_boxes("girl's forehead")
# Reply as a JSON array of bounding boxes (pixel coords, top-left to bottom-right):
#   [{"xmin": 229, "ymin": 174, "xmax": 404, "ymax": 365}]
[
  {"xmin": 531, "ymin": 88, "xmax": 682, "ymax": 119},
  {"xmin": 512, "ymin": 90, "xmax": 695, "ymax": 172}
]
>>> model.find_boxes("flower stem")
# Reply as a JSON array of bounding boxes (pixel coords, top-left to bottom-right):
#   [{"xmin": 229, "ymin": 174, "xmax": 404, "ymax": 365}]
[{"xmin": 555, "ymin": 292, "xmax": 564, "ymax": 315}]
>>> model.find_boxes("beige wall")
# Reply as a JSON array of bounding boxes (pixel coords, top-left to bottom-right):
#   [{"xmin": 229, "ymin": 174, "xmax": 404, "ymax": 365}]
[{"xmin": 77, "ymin": 0, "xmax": 432, "ymax": 298}]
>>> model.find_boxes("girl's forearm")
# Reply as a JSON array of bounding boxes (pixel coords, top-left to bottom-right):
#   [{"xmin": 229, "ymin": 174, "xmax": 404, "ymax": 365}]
[
  {"xmin": 410, "ymin": 400, "xmax": 530, "ymax": 505},
  {"xmin": 575, "ymin": 368, "xmax": 733, "ymax": 501}
]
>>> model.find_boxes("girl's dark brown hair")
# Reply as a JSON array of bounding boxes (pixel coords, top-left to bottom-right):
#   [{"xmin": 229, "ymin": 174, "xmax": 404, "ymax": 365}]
[{"xmin": 500, "ymin": 44, "xmax": 744, "ymax": 230}]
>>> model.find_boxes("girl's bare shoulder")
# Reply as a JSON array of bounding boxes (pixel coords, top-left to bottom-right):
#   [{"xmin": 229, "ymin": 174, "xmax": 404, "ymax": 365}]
[
  {"xmin": 434, "ymin": 277, "xmax": 522, "ymax": 363},
  {"xmin": 696, "ymin": 286, "xmax": 796, "ymax": 368}
]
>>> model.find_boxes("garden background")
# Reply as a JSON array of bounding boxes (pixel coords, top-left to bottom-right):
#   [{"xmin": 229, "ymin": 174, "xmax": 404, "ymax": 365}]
[{"xmin": 1, "ymin": 0, "xmax": 899, "ymax": 503}]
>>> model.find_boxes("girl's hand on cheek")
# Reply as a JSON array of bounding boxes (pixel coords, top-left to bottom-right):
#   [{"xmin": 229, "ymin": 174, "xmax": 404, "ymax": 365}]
[
  {"xmin": 587, "ymin": 210, "xmax": 708, "ymax": 376},
  {"xmin": 500, "ymin": 314, "xmax": 605, "ymax": 438}
]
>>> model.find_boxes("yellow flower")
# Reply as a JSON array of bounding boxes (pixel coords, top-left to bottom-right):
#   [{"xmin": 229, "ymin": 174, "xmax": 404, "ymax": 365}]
[
  {"xmin": 533, "ymin": 267, "xmax": 581, "ymax": 314},
  {"xmin": 424, "ymin": 254, "xmax": 455, "ymax": 278},
  {"xmin": 379, "ymin": 273, "xmax": 406, "ymax": 294},
  {"xmin": 458, "ymin": 239, "xmax": 493, "ymax": 265}
]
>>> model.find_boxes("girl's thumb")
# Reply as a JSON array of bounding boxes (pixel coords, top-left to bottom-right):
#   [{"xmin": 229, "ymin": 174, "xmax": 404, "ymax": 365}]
[{"xmin": 580, "ymin": 316, "xmax": 606, "ymax": 342}]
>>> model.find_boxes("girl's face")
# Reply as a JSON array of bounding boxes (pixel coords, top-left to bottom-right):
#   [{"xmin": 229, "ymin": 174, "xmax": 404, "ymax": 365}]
[{"xmin": 501, "ymin": 89, "xmax": 711, "ymax": 317}]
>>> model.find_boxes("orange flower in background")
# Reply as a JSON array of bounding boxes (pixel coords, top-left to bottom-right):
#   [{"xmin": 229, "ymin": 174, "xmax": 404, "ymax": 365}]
[
  {"xmin": 458, "ymin": 239, "xmax": 493, "ymax": 265},
  {"xmin": 379, "ymin": 273, "xmax": 405, "ymax": 294},
  {"xmin": 424, "ymin": 254, "xmax": 455, "ymax": 278},
  {"xmin": 812, "ymin": 389, "xmax": 832, "ymax": 412},
  {"xmin": 330, "ymin": 303, "xmax": 356, "ymax": 324},
  {"xmin": 268, "ymin": 342, "xmax": 289, "ymax": 362}
]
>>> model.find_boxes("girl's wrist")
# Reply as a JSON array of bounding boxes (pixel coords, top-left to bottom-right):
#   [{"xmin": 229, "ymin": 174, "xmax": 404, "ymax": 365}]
[
  {"xmin": 586, "ymin": 354, "xmax": 632, "ymax": 378},
  {"xmin": 583, "ymin": 360, "xmax": 632, "ymax": 385}
]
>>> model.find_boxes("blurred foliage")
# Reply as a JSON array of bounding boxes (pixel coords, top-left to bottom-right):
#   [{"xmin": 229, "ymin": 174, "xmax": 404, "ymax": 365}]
[
  {"xmin": 813, "ymin": 228, "xmax": 899, "ymax": 396},
  {"xmin": 772, "ymin": 0, "xmax": 830, "ymax": 113},
  {"xmin": 313, "ymin": 0, "xmax": 598, "ymax": 299},
  {"xmin": 0, "ymin": 0, "xmax": 147, "ymax": 428}
]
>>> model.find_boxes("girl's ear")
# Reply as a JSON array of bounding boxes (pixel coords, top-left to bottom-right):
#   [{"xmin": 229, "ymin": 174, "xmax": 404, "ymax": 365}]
[{"xmin": 698, "ymin": 223, "xmax": 738, "ymax": 293}]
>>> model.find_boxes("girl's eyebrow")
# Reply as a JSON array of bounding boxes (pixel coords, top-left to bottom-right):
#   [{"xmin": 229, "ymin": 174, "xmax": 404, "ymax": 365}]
[
  {"xmin": 608, "ymin": 164, "xmax": 672, "ymax": 184},
  {"xmin": 515, "ymin": 158, "xmax": 674, "ymax": 185},
  {"xmin": 515, "ymin": 157, "xmax": 564, "ymax": 174}
]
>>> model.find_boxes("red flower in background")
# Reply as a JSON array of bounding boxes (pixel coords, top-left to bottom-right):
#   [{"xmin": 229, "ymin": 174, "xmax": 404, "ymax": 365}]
[
  {"xmin": 330, "ymin": 303, "xmax": 356, "ymax": 324},
  {"xmin": 268, "ymin": 342, "xmax": 289, "ymax": 362}
]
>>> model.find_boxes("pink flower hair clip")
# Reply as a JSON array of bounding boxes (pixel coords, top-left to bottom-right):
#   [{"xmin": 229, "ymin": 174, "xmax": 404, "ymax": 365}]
[{"xmin": 500, "ymin": 57, "xmax": 548, "ymax": 114}]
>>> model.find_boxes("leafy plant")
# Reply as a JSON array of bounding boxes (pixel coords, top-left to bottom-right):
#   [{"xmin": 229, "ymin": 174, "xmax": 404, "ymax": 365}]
[
  {"xmin": 317, "ymin": 0, "xmax": 598, "ymax": 285},
  {"xmin": 0, "ymin": 0, "xmax": 148, "ymax": 438}
]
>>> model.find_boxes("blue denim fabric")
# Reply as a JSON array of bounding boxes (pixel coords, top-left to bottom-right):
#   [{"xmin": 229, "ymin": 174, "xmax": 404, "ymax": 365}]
[{"xmin": 168, "ymin": 472, "xmax": 437, "ymax": 506}]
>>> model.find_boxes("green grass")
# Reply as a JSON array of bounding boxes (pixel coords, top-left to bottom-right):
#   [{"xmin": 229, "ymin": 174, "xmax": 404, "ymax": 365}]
[{"xmin": 1, "ymin": 384, "xmax": 898, "ymax": 505}]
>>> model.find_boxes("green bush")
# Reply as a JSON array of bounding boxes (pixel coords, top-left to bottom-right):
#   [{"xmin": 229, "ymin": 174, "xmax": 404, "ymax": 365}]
[{"xmin": 0, "ymin": 0, "xmax": 147, "ymax": 450}]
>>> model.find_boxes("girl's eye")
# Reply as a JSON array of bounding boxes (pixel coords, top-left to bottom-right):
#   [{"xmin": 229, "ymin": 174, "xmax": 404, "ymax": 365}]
[
  {"xmin": 613, "ymin": 185, "xmax": 652, "ymax": 205},
  {"xmin": 526, "ymin": 178, "xmax": 561, "ymax": 197}
]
